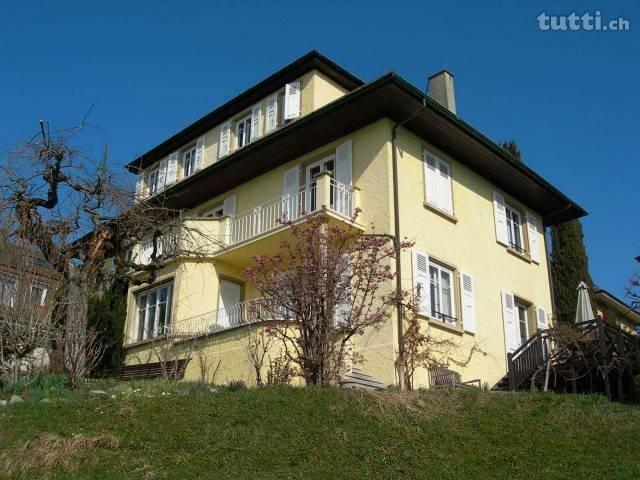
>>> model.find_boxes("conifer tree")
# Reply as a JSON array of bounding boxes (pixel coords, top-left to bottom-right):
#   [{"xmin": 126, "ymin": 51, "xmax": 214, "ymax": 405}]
[
  {"xmin": 500, "ymin": 140, "xmax": 521, "ymax": 160},
  {"xmin": 550, "ymin": 220, "xmax": 593, "ymax": 323}
]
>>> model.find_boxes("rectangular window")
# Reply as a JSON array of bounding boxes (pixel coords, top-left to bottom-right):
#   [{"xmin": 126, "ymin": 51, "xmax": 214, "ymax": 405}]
[
  {"xmin": 148, "ymin": 168, "xmax": 160, "ymax": 195},
  {"xmin": 182, "ymin": 146, "xmax": 197, "ymax": 178},
  {"xmin": 235, "ymin": 114, "xmax": 252, "ymax": 149},
  {"xmin": 136, "ymin": 283, "xmax": 172, "ymax": 341},
  {"xmin": 505, "ymin": 204, "xmax": 525, "ymax": 253},
  {"xmin": 0, "ymin": 274, "xmax": 16, "ymax": 307},
  {"xmin": 423, "ymin": 149, "xmax": 453, "ymax": 214},
  {"xmin": 516, "ymin": 300, "xmax": 529, "ymax": 345},
  {"xmin": 30, "ymin": 283, "xmax": 47, "ymax": 306},
  {"xmin": 429, "ymin": 262, "xmax": 456, "ymax": 325}
]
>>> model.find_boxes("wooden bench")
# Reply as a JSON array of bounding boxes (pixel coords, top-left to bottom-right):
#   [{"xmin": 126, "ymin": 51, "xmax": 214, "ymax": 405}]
[
  {"xmin": 429, "ymin": 366, "xmax": 481, "ymax": 389},
  {"xmin": 118, "ymin": 358, "xmax": 191, "ymax": 381}
]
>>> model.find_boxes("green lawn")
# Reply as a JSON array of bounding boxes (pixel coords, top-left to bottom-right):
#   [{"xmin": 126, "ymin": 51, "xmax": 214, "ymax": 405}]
[{"xmin": 1, "ymin": 381, "xmax": 639, "ymax": 479}]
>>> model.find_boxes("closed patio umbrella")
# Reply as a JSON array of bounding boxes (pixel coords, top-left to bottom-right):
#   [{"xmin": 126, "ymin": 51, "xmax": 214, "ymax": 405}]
[{"xmin": 575, "ymin": 281, "xmax": 595, "ymax": 323}]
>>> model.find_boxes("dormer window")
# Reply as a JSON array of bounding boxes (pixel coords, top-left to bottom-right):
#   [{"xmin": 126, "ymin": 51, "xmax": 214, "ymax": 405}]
[
  {"xmin": 236, "ymin": 114, "xmax": 252, "ymax": 149},
  {"xmin": 148, "ymin": 167, "xmax": 160, "ymax": 195},
  {"xmin": 183, "ymin": 146, "xmax": 197, "ymax": 178}
]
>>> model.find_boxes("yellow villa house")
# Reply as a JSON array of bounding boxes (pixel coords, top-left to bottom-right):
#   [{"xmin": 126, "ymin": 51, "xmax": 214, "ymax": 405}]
[{"xmin": 121, "ymin": 51, "xmax": 586, "ymax": 389}]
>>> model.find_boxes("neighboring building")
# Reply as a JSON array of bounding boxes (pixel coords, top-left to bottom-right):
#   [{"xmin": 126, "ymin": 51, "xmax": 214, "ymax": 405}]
[
  {"xmin": 593, "ymin": 288, "xmax": 640, "ymax": 336},
  {"xmin": 0, "ymin": 242, "xmax": 58, "ymax": 312},
  {"xmin": 121, "ymin": 51, "xmax": 585, "ymax": 388}
]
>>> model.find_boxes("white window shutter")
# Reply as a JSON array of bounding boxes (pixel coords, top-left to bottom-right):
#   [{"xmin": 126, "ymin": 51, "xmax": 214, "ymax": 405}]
[
  {"xmin": 166, "ymin": 152, "xmax": 179, "ymax": 184},
  {"xmin": 157, "ymin": 158, "xmax": 168, "ymax": 192},
  {"xmin": 282, "ymin": 166, "xmax": 300, "ymax": 220},
  {"xmin": 223, "ymin": 194, "xmax": 237, "ymax": 217},
  {"xmin": 535, "ymin": 305, "xmax": 547, "ymax": 329},
  {"xmin": 438, "ymin": 159, "xmax": 453, "ymax": 214},
  {"xmin": 218, "ymin": 122, "xmax": 231, "ymax": 158},
  {"xmin": 493, "ymin": 191, "xmax": 508, "ymax": 245},
  {"xmin": 413, "ymin": 250, "xmax": 431, "ymax": 316},
  {"xmin": 335, "ymin": 140, "xmax": 352, "ymax": 186},
  {"xmin": 502, "ymin": 290, "xmax": 518, "ymax": 353},
  {"xmin": 135, "ymin": 175, "xmax": 145, "ymax": 200},
  {"xmin": 195, "ymin": 136, "xmax": 205, "ymax": 171},
  {"xmin": 284, "ymin": 81, "xmax": 301, "ymax": 120},
  {"xmin": 460, "ymin": 271, "xmax": 476, "ymax": 334},
  {"xmin": 250, "ymin": 103, "xmax": 261, "ymax": 141},
  {"xmin": 423, "ymin": 150, "xmax": 439, "ymax": 206},
  {"xmin": 265, "ymin": 94, "xmax": 278, "ymax": 133},
  {"xmin": 525, "ymin": 212, "xmax": 540, "ymax": 263}
]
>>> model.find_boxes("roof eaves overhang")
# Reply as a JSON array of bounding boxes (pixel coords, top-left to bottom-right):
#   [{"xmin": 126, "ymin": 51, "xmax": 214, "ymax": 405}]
[
  {"xmin": 147, "ymin": 73, "xmax": 587, "ymax": 226},
  {"xmin": 127, "ymin": 50, "xmax": 363, "ymax": 172},
  {"xmin": 594, "ymin": 289, "xmax": 640, "ymax": 323}
]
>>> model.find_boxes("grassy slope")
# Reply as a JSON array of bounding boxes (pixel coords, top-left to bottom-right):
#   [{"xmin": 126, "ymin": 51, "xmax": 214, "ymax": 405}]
[{"xmin": 1, "ymin": 383, "xmax": 639, "ymax": 479}]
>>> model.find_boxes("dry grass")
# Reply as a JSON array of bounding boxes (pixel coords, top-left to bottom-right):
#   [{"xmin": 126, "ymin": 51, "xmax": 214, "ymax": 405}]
[
  {"xmin": 351, "ymin": 386, "xmax": 485, "ymax": 421},
  {"xmin": 1, "ymin": 432, "xmax": 119, "ymax": 476}
]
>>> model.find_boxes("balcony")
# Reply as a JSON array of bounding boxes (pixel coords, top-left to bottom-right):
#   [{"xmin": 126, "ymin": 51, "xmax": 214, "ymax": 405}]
[
  {"xmin": 168, "ymin": 297, "xmax": 289, "ymax": 340},
  {"xmin": 133, "ymin": 173, "xmax": 360, "ymax": 269},
  {"xmin": 230, "ymin": 174, "xmax": 357, "ymax": 245}
]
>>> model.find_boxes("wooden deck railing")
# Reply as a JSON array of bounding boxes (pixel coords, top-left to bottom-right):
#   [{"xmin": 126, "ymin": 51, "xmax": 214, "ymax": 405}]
[
  {"xmin": 506, "ymin": 318, "xmax": 640, "ymax": 399},
  {"xmin": 507, "ymin": 328, "xmax": 550, "ymax": 390}
]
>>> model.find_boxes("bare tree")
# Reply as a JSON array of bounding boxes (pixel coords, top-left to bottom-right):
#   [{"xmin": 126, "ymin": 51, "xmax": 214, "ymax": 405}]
[
  {"xmin": 196, "ymin": 350, "xmax": 221, "ymax": 384},
  {"xmin": 401, "ymin": 293, "xmax": 484, "ymax": 390},
  {"xmin": 0, "ymin": 122, "xmax": 221, "ymax": 386},
  {"xmin": 148, "ymin": 335, "xmax": 196, "ymax": 381},
  {"xmin": 247, "ymin": 325, "xmax": 275, "ymax": 386},
  {"xmin": 245, "ymin": 211, "xmax": 412, "ymax": 386},
  {"xmin": 0, "ymin": 224, "xmax": 64, "ymax": 385}
]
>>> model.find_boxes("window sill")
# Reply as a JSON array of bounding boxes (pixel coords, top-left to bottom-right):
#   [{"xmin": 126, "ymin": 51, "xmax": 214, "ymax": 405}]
[
  {"xmin": 420, "ymin": 314, "xmax": 465, "ymax": 335},
  {"xmin": 123, "ymin": 335, "xmax": 168, "ymax": 349},
  {"xmin": 506, "ymin": 246, "xmax": 532, "ymax": 263},
  {"xmin": 423, "ymin": 202, "xmax": 458, "ymax": 224}
]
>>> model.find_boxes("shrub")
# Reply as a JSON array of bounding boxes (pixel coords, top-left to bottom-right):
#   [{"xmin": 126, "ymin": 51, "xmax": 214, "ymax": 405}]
[{"xmin": 226, "ymin": 380, "xmax": 247, "ymax": 392}]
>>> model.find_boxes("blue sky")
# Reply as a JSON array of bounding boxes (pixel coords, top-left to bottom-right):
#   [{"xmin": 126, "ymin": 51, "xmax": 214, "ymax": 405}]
[{"xmin": 1, "ymin": 1, "xmax": 638, "ymax": 300}]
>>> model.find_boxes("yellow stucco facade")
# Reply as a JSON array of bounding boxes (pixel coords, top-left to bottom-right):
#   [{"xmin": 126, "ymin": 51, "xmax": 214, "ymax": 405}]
[{"xmin": 123, "ymin": 66, "xmax": 557, "ymax": 389}]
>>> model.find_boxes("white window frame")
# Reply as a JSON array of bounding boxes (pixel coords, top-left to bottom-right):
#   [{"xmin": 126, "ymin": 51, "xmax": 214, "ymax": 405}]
[
  {"xmin": 505, "ymin": 203, "xmax": 525, "ymax": 253},
  {"xmin": 136, "ymin": 283, "xmax": 173, "ymax": 341},
  {"xmin": 305, "ymin": 155, "xmax": 335, "ymax": 211},
  {"xmin": 0, "ymin": 273, "xmax": 17, "ymax": 307},
  {"xmin": 235, "ymin": 113, "xmax": 252, "ymax": 150},
  {"xmin": 182, "ymin": 146, "xmax": 197, "ymax": 178},
  {"xmin": 30, "ymin": 283, "xmax": 48, "ymax": 306},
  {"xmin": 148, "ymin": 167, "xmax": 160, "ymax": 196},
  {"xmin": 516, "ymin": 300, "xmax": 530, "ymax": 346},
  {"xmin": 428, "ymin": 262, "xmax": 456, "ymax": 325}
]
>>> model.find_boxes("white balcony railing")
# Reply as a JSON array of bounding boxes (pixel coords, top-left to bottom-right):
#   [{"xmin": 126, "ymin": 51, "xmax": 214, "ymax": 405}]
[
  {"xmin": 133, "ymin": 177, "xmax": 356, "ymax": 264},
  {"xmin": 230, "ymin": 177, "xmax": 355, "ymax": 245},
  {"xmin": 168, "ymin": 297, "xmax": 290, "ymax": 340}
]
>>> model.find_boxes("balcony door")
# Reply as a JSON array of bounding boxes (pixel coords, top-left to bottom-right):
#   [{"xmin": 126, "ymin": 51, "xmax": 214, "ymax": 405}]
[
  {"xmin": 217, "ymin": 279, "xmax": 242, "ymax": 329},
  {"xmin": 306, "ymin": 155, "xmax": 335, "ymax": 212}
]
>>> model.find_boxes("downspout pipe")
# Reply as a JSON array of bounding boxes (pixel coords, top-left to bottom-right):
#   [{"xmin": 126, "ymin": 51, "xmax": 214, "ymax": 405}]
[{"xmin": 391, "ymin": 98, "xmax": 427, "ymax": 390}]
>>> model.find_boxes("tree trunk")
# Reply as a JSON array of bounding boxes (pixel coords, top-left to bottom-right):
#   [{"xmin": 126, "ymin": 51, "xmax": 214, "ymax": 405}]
[{"xmin": 63, "ymin": 265, "xmax": 89, "ymax": 386}]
